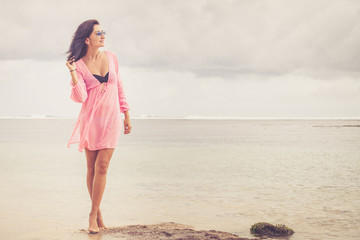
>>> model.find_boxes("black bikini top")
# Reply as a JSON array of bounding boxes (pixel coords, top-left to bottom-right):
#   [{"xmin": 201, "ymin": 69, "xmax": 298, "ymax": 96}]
[{"xmin": 93, "ymin": 71, "xmax": 109, "ymax": 83}]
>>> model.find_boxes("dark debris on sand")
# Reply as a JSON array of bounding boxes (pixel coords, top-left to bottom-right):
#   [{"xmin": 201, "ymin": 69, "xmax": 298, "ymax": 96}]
[
  {"xmin": 81, "ymin": 222, "xmax": 258, "ymax": 240},
  {"xmin": 250, "ymin": 222, "xmax": 294, "ymax": 238}
]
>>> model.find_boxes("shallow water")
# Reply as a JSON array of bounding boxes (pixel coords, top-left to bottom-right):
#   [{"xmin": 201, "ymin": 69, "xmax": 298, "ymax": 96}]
[{"xmin": 0, "ymin": 119, "xmax": 359, "ymax": 239}]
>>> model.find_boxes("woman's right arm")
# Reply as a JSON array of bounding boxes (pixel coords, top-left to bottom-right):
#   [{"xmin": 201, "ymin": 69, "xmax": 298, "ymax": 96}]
[
  {"xmin": 69, "ymin": 70, "xmax": 88, "ymax": 103},
  {"xmin": 66, "ymin": 57, "xmax": 88, "ymax": 103}
]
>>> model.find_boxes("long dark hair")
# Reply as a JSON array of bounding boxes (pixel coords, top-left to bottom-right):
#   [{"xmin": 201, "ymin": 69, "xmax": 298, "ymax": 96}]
[{"xmin": 65, "ymin": 19, "xmax": 99, "ymax": 62}]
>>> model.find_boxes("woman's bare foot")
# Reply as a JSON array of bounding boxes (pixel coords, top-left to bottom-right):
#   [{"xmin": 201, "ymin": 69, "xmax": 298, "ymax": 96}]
[
  {"xmin": 97, "ymin": 209, "xmax": 108, "ymax": 230},
  {"xmin": 88, "ymin": 212, "xmax": 100, "ymax": 234}
]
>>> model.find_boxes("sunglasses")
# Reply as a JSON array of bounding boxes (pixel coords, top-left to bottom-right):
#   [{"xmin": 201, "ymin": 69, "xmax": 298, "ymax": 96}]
[{"xmin": 95, "ymin": 30, "xmax": 106, "ymax": 36}]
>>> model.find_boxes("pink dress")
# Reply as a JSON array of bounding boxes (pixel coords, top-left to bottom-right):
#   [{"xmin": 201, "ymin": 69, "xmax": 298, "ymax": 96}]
[{"xmin": 67, "ymin": 50, "xmax": 130, "ymax": 152}]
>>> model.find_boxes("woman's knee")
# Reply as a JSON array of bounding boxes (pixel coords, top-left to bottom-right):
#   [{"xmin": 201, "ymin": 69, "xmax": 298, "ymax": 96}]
[
  {"xmin": 85, "ymin": 148, "xmax": 98, "ymax": 169},
  {"xmin": 95, "ymin": 160, "xmax": 109, "ymax": 175},
  {"xmin": 95, "ymin": 148, "xmax": 113, "ymax": 175}
]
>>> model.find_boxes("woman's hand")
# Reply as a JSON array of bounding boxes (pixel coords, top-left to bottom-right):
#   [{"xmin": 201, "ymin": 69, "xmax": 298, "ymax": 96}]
[
  {"xmin": 66, "ymin": 56, "xmax": 76, "ymax": 71},
  {"xmin": 124, "ymin": 118, "xmax": 132, "ymax": 134}
]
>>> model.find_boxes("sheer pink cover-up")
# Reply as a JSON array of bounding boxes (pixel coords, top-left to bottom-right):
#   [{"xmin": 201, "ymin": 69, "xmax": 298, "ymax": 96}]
[{"xmin": 67, "ymin": 50, "xmax": 130, "ymax": 152}]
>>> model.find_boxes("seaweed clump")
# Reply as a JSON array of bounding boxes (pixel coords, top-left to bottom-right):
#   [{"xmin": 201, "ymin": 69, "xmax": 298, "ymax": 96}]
[{"xmin": 250, "ymin": 222, "xmax": 294, "ymax": 237}]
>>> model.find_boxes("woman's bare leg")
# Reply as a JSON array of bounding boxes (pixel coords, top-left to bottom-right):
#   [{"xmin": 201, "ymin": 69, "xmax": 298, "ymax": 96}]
[
  {"xmin": 85, "ymin": 147, "xmax": 98, "ymax": 200},
  {"xmin": 85, "ymin": 147, "xmax": 112, "ymax": 230},
  {"xmin": 84, "ymin": 148, "xmax": 99, "ymax": 231},
  {"xmin": 88, "ymin": 148, "xmax": 114, "ymax": 230}
]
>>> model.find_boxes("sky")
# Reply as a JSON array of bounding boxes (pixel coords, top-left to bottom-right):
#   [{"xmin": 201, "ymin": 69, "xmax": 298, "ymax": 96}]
[{"xmin": 1, "ymin": 0, "xmax": 360, "ymax": 118}]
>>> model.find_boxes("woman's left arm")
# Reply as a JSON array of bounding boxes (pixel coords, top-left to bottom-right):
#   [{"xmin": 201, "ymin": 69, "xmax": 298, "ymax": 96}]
[
  {"xmin": 113, "ymin": 52, "xmax": 131, "ymax": 134},
  {"xmin": 123, "ymin": 111, "xmax": 132, "ymax": 134}
]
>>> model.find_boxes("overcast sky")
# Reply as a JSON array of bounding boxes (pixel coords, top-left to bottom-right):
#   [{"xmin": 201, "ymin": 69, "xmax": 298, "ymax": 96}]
[{"xmin": 1, "ymin": 0, "xmax": 359, "ymax": 118}]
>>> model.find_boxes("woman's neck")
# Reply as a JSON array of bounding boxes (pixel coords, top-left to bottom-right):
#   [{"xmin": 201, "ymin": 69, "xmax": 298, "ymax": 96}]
[{"xmin": 84, "ymin": 48, "xmax": 101, "ymax": 61}]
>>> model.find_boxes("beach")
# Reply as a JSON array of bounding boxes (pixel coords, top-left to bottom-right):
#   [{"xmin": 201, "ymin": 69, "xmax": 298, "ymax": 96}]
[{"xmin": 0, "ymin": 118, "xmax": 359, "ymax": 239}]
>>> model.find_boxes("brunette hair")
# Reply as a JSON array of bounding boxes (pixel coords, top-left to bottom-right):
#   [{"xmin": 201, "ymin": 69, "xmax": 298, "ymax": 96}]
[{"xmin": 65, "ymin": 19, "xmax": 99, "ymax": 62}]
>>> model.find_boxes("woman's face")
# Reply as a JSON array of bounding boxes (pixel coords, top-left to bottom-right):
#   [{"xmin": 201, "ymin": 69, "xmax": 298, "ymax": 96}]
[{"xmin": 86, "ymin": 24, "xmax": 105, "ymax": 48}]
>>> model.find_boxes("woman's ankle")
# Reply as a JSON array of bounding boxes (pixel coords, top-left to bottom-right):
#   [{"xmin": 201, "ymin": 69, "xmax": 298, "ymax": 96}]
[{"xmin": 89, "ymin": 210, "xmax": 98, "ymax": 217}]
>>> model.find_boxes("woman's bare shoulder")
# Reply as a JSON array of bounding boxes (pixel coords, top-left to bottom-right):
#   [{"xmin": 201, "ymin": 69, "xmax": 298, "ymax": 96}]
[
  {"xmin": 105, "ymin": 50, "xmax": 116, "ymax": 56},
  {"xmin": 105, "ymin": 50, "xmax": 118, "ymax": 63}
]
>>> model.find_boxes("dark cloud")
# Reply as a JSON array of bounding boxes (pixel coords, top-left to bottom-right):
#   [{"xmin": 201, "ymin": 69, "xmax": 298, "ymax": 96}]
[{"xmin": 1, "ymin": 0, "xmax": 360, "ymax": 76}]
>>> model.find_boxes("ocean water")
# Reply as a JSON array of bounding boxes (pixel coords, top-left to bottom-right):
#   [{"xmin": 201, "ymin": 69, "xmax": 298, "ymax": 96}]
[{"xmin": 0, "ymin": 119, "xmax": 359, "ymax": 240}]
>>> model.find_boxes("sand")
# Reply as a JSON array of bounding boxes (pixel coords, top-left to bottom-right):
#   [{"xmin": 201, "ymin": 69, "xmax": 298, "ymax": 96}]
[{"xmin": 78, "ymin": 222, "xmax": 258, "ymax": 240}]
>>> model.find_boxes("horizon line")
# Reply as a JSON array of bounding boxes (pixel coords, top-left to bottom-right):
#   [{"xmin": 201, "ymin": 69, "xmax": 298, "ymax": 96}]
[{"xmin": 0, "ymin": 115, "xmax": 359, "ymax": 120}]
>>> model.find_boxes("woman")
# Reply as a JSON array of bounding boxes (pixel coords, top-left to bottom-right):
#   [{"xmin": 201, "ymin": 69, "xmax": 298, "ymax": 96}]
[{"xmin": 65, "ymin": 19, "xmax": 132, "ymax": 234}]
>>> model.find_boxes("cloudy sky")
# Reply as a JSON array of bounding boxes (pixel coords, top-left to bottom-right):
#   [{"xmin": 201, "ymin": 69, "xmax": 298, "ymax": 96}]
[{"xmin": 1, "ymin": 0, "xmax": 359, "ymax": 118}]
